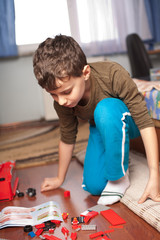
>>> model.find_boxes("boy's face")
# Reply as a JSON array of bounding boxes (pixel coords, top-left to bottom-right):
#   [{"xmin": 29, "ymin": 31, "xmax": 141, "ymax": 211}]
[{"xmin": 47, "ymin": 65, "xmax": 90, "ymax": 108}]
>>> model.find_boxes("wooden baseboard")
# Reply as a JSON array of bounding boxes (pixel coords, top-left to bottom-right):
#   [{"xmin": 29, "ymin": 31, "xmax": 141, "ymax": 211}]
[{"xmin": 0, "ymin": 119, "xmax": 59, "ymax": 132}]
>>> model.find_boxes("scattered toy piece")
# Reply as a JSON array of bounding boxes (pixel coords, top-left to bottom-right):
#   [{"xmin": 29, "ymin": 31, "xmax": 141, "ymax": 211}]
[
  {"xmin": 100, "ymin": 209, "xmax": 126, "ymax": 226},
  {"xmin": 35, "ymin": 223, "xmax": 45, "ymax": 229},
  {"xmin": 24, "ymin": 225, "xmax": 33, "ymax": 232},
  {"xmin": 35, "ymin": 228, "xmax": 43, "ymax": 236},
  {"xmin": 26, "ymin": 188, "xmax": 36, "ymax": 197},
  {"xmin": 64, "ymin": 190, "xmax": 70, "ymax": 198},
  {"xmin": 89, "ymin": 231, "xmax": 104, "ymax": 239},
  {"xmin": 49, "ymin": 228, "xmax": 55, "ymax": 234},
  {"xmin": 61, "ymin": 226, "xmax": 69, "ymax": 239},
  {"xmin": 81, "ymin": 210, "xmax": 99, "ymax": 223},
  {"xmin": 81, "ymin": 224, "xmax": 97, "ymax": 231},
  {"xmin": 62, "ymin": 212, "xmax": 69, "ymax": 220},
  {"xmin": 51, "ymin": 220, "xmax": 61, "ymax": 225},
  {"xmin": 71, "ymin": 217, "xmax": 79, "ymax": 225},
  {"xmin": 70, "ymin": 232, "xmax": 77, "ymax": 240},
  {"xmin": 43, "ymin": 235, "xmax": 62, "ymax": 240},
  {"xmin": 28, "ymin": 231, "xmax": 36, "ymax": 238}
]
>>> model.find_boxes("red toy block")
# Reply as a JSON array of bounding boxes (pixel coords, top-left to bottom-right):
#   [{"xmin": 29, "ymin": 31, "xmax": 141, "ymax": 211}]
[
  {"xmin": 51, "ymin": 220, "xmax": 61, "ymax": 225},
  {"xmin": 61, "ymin": 227, "xmax": 69, "ymax": 239},
  {"xmin": 35, "ymin": 223, "xmax": 45, "ymax": 229},
  {"xmin": 0, "ymin": 161, "xmax": 19, "ymax": 201},
  {"xmin": 49, "ymin": 228, "xmax": 55, "ymax": 234},
  {"xmin": 43, "ymin": 235, "xmax": 62, "ymax": 240},
  {"xmin": 100, "ymin": 209, "xmax": 126, "ymax": 226},
  {"xmin": 62, "ymin": 212, "xmax": 69, "ymax": 220},
  {"xmin": 81, "ymin": 211, "xmax": 98, "ymax": 223},
  {"xmin": 89, "ymin": 231, "xmax": 104, "ymax": 239},
  {"xmin": 70, "ymin": 232, "xmax": 77, "ymax": 240},
  {"xmin": 35, "ymin": 228, "xmax": 43, "ymax": 236},
  {"xmin": 64, "ymin": 190, "xmax": 70, "ymax": 198}
]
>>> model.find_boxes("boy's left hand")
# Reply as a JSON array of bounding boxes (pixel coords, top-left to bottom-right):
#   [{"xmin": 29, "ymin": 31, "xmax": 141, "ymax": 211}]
[{"xmin": 138, "ymin": 177, "xmax": 160, "ymax": 203}]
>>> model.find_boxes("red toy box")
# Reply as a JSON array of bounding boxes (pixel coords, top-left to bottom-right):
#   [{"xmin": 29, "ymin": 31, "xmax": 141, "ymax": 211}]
[{"xmin": 0, "ymin": 161, "xmax": 19, "ymax": 201}]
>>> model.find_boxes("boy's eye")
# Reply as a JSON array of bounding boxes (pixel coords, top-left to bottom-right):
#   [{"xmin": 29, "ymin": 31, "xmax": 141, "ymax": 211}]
[
  {"xmin": 63, "ymin": 89, "xmax": 72, "ymax": 95},
  {"xmin": 50, "ymin": 93, "xmax": 56, "ymax": 97}
]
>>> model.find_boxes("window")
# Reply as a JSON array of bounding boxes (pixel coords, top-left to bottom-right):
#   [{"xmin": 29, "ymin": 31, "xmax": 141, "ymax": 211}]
[{"xmin": 14, "ymin": 0, "xmax": 71, "ymax": 45}]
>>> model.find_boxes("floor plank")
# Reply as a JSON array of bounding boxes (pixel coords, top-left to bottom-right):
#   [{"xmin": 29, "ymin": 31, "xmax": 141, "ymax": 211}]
[{"xmin": 0, "ymin": 159, "xmax": 159, "ymax": 240}]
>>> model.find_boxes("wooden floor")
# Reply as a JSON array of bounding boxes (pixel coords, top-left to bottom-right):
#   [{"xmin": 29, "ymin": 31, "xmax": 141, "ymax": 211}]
[{"xmin": 0, "ymin": 159, "xmax": 159, "ymax": 240}]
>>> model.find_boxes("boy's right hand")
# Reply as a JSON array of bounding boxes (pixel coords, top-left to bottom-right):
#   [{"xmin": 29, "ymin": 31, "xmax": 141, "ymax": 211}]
[{"xmin": 41, "ymin": 177, "xmax": 63, "ymax": 192}]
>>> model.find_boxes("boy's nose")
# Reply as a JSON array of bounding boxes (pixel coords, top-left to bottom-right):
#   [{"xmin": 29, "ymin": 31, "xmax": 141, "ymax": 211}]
[{"xmin": 58, "ymin": 96, "xmax": 67, "ymax": 106}]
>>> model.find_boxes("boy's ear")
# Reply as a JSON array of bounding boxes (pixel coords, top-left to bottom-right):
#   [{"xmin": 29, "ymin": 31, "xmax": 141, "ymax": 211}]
[{"xmin": 83, "ymin": 65, "xmax": 91, "ymax": 81}]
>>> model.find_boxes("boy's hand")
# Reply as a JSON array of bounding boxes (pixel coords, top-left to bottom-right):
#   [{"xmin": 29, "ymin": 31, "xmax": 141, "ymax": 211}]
[
  {"xmin": 138, "ymin": 177, "xmax": 160, "ymax": 204},
  {"xmin": 41, "ymin": 177, "xmax": 63, "ymax": 192}
]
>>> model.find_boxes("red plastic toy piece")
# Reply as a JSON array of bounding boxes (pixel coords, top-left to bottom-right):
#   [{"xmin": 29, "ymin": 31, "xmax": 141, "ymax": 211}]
[
  {"xmin": 62, "ymin": 212, "xmax": 69, "ymax": 220},
  {"xmin": 35, "ymin": 228, "xmax": 43, "ymax": 236},
  {"xmin": 89, "ymin": 231, "xmax": 104, "ymax": 239},
  {"xmin": 72, "ymin": 217, "xmax": 79, "ymax": 225},
  {"xmin": 64, "ymin": 190, "xmax": 70, "ymax": 198},
  {"xmin": 61, "ymin": 227, "xmax": 69, "ymax": 239},
  {"xmin": 35, "ymin": 223, "xmax": 45, "ymax": 229},
  {"xmin": 100, "ymin": 209, "xmax": 126, "ymax": 226},
  {"xmin": 0, "ymin": 161, "xmax": 19, "ymax": 201},
  {"xmin": 49, "ymin": 228, "xmax": 55, "ymax": 234},
  {"xmin": 43, "ymin": 235, "xmax": 62, "ymax": 240},
  {"xmin": 51, "ymin": 220, "xmax": 61, "ymax": 225},
  {"xmin": 70, "ymin": 232, "xmax": 77, "ymax": 240},
  {"xmin": 81, "ymin": 211, "xmax": 98, "ymax": 223}
]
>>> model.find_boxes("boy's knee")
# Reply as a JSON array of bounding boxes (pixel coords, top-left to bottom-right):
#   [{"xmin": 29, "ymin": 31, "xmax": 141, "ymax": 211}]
[
  {"xmin": 83, "ymin": 178, "xmax": 106, "ymax": 195},
  {"xmin": 94, "ymin": 98, "xmax": 128, "ymax": 125}
]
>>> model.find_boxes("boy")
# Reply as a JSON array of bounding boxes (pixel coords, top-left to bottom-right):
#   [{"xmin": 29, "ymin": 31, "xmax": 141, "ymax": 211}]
[{"xmin": 33, "ymin": 35, "xmax": 160, "ymax": 205}]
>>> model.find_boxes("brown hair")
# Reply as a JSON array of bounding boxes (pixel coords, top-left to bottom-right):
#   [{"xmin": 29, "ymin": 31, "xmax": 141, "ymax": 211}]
[{"xmin": 33, "ymin": 35, "xmax": 87, "ymax": 90}]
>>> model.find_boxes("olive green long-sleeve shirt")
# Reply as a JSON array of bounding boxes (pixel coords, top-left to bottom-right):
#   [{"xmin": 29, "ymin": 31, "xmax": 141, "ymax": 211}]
[{"xmin": 54, "ymin": 61, "xmax": 154, "ymax": 144}]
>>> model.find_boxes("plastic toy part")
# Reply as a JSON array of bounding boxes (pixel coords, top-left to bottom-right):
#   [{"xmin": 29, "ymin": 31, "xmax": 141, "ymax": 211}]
[
  {"xmin": 81, "ymin": 225, "xmax": 97, "ymax": 231},
  {"xmin": 89, "ymin": 231, "xmax": 104, "ymax": 238},
  {"xmin": 28, "ymin": 231, "xmax": 36, "ymax": 238},
  {"xmin": 0, "ymin": 161, "xmax": 19, "ymax": 202},
  {"xmin": 26, "ymin": 188, "xmax": 36, "ymax": 197},
  {"xmin": 61, "ymin": 227, "xmax": 69, "ymax": 239},
  {"xmin": 35, "ymin": 223, "xmax": 45, "ymax": 229},
  {"xmin": 43, "ymin": 235, "xmax": 62, "ymax": 240},
  {"xmin": 70, "ymin": 232, "xmax": 77, "ymax": 240},
  {"xmin": 64, "ymin": 190, "xmax": 70, "ymax": 198},
  {"xmin": 16, "ymin": 190, "xmax": 24, "ymax": 197},
  {"xmin": 35, "ymin": 228, "xmax": 44, "ymax": 236},
  {"xmin": 100, "ymin": 209, "xmax": 126, "ymax": 226},
  {"xmin": 49, "ymin": 228, "xmax": 55, "ymax": 234},
  {"xmin": 24, "ymin": 225, "xmax": 33, "ymax": 232},
  {"xmin": 62, "ymin": 212, "xmax": 69, "ymax": 220},
  {"xmin": 51, "ymin": 220, "xmax": 61, "ymax": 225},
  {"xmin": 81, "ymin": 211, "xmax": 99, "ymax": 223}
]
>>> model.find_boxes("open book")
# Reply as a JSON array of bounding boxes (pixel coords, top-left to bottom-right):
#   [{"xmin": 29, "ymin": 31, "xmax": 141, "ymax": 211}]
[{"xmin": 0, "ymin": 201, "xmax": 63, "ymax": 229}]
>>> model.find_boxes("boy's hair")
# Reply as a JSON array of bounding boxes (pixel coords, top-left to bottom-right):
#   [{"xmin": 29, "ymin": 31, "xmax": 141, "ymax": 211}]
[{"xmin": 33, "ymin": 35, "xmax": 87, "ymax": 90}]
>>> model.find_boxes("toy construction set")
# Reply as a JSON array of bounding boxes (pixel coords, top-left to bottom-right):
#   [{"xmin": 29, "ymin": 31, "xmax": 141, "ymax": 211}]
[{"xmin": 0, "ymin": 161, "xmax": 126, "ymax": 239}]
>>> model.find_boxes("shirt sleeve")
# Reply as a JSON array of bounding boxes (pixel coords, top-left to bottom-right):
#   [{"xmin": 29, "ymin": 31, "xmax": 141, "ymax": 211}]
[
  {"xmin": 110, "ymin": 65, "xmax": 154, "ymax": 130},
  {"xmin": 54, "ymin": 101, "xmax": 78, "ymax": 144}
]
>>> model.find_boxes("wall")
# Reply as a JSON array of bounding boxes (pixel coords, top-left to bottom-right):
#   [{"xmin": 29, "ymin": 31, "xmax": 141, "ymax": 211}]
[
  {"xmin": 0, "ymin": 53, "xmax": 159, "ymax": 125},
  {"xmin": 0, "ymin": 56, "xmax": 44, "ymax": 125}
]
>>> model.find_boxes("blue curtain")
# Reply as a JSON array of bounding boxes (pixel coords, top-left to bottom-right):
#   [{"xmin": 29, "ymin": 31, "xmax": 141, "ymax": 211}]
[
  {"xmin": 144, "ymin": 0, "xmax": 160, "ymax": 43},
  {"xmin": 0, "ymin": 0, "xmax": 18, "ymax": 57}
]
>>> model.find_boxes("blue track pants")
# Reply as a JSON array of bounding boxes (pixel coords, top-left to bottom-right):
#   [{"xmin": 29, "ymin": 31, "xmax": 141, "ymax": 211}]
[{"xmin": 82, "ymin": 98, "xmax": 140, "ymax": 195}]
